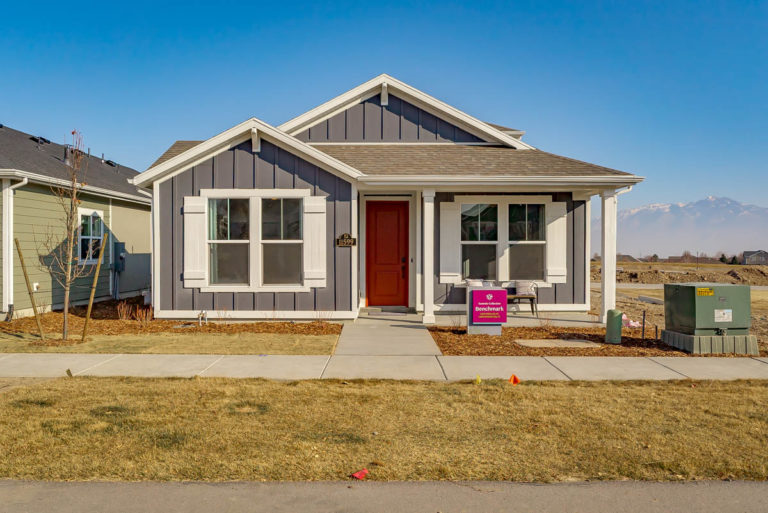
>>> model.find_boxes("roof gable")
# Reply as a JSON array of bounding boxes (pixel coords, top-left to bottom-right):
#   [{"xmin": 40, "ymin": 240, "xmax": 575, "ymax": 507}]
[
  {"xmin": 294, "ymin": 93, "xmax": 484, "ymax": 144},
  {"xmin": 132, "ymin": 118, "xmax": 364, "ymax": 187},
  {"xmin": 278, "ymin": 74, "xmax": 534, "ymax": 150}
]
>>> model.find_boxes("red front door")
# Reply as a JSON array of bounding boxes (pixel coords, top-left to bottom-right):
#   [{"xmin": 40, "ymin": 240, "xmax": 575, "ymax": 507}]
[{"xmin": 366, "ymin": 201, "xmax": 409, "ymax": 306}]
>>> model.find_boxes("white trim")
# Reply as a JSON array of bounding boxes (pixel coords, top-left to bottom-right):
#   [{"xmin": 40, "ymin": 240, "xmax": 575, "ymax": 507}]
[
  {"xmin": 584, "ymin": 197, "xmax": 592, "ymax": 310},
  {"xmin": 277, "ymin": 74, "xmax": 535, "ymax": 150},
  {"xmin": 415, "ymin": 191, "xmax": 423, "ymax": 312},
  {"xmin": 350, "ymin": 183, "xmax": 359, "ymax": 311},
  {"xmin": 1, "ymin": 179, "xmax": 12, "ymax": 312},
  {"xmin": 132, "ymin": 118, "xmax": 364, "ymax": 188},
  {"xmin": 307, "ymin": 141, "xmax": 503, "ymax": 146},
  {"xmin": 77, "ymin": 207, "xmax": 105, "ymax": 265},
  {"xmin": 0, "ymin": 169, "xmax": 150, "ymax": 205},
  {"xmin": 422, "ymin": 189, "xmax": 436, "ymax": 324},
  {"xmin": 152, "ymin": 181, "xmax": 160, "ymax": 309},
  {"xmin": 435, "ymin": 303, "xmax": 590, "ymax": 313},
  {"xmin": 199, "ymin": 188, "xmax": 311, "ymax": 199},
  {"xmin": 359, "ymin": 175, "xmax": 643, "ymax": 186},
  {"xmin": 153, "ymin": 309, "xmax": 358, "ymax": 320},
  {"xmin": 600, "ymin": 190, "xmax": 618, "ymax": 322},
  {"xmin": 108, "ymin": 198, "xmax": 113, "ymax": 296}
]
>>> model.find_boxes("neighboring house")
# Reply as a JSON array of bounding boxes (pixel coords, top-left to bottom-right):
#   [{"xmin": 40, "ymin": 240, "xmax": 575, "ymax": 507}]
[
  {"xmin": 0, "ymin": 125, "xmax": 151, "ymax": 318},
  {"xmin": 743, "ymin": 250, "xmax": 768, "ymax": 265},
  {"xmin": 132, "ymin": 74, "xmax": 642, "ymax": 323}
]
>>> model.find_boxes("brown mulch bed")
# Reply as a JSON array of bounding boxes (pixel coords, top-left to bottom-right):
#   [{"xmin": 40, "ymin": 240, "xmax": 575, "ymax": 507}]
[
  {"xmin": 1, "ymin": 297, "xmax": 341, "ymax": 338},
  {"xmin": 429, "ymin": 326, "xmax": 750, "ymax": 357}
]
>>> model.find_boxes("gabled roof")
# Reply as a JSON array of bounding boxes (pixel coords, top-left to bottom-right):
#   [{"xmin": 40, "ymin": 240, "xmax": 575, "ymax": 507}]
[
  {"xmin": 278, "ymin": 74, "xmax": 534, "ymax": 150},
  {"xmin": 131, "ymin": 118, "xmax": 365, "ymax": 187},
  {"xmin": 0, "ymin": 125, "xmax": 149, "ymax": 203}
]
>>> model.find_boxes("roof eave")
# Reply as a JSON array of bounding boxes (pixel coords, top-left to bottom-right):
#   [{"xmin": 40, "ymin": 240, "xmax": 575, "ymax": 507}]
[
  {"xmin": 0, "ymin": 169, "xmax": 151, "ymax": 205},
  {"xmin": 357, "ymin": 174, "xmax": 644, "ymax": 188}
]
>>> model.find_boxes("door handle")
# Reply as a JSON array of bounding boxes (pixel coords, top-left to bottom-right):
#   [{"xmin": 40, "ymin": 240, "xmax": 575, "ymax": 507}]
[{"xmin": 401, "ymin": 265, "xmax": 406, "ymax": 279}]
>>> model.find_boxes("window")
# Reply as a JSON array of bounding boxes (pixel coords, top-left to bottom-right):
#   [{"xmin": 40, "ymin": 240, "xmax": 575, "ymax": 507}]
[
  {"xmin": 508, "ymin": 204, "xmax": 545, "ymax": 280},
  {"xmin": 460, "ymin": 204, "xmax": 497, "ymax": 280},
  {"xmin": 261, "ymin": 198, "xmax": 302, "ymax": 285},
  {"xmin": 208, "ymin": 198, "xmax": 249, "ymax": 285},
  {"xmin": 79, "ymin": 210, "xmax": 104, "ymax": 264}
]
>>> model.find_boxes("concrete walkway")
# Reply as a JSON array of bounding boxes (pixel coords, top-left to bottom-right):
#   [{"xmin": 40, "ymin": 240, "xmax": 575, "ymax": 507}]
[
  {"xmin": 3, "ymin": 480, "xmax": 768, "ymax": 513},
  {"xmin": 1, "ymin": 352, "xmax": 767, "ymax": 381}
]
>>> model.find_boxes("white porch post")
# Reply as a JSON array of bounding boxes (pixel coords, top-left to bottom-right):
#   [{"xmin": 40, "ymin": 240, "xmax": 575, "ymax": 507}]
[
  {"xmin": 422, "ymin": 189, "xmax": 436, "ymax": 324},
  {"xmin": 600, "ymin": 190, "xmax": 618, "ymax": 322}
]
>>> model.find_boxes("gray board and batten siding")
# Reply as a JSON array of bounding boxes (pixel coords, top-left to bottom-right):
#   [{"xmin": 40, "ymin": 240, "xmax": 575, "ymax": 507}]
[
  {"xmin": 295, "ymin": 94, "xmax": 486, "ymax": 143},
  {"xmin": 433, "ymin": 192, "xmax": 587, "ymax": 306},
  {"xmin": 158, "ymin": 139, "xmax": 353, "ymax": 313}
]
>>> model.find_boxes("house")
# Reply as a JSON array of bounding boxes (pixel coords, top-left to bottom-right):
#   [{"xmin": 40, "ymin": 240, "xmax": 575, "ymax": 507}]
[
  {"xmin": 132, "ymin": 74, "xmax": 643, "ymax": 323},
  {"xmin": 0, "ymin": 125, "xmax": 151, "ymax": 318},
  {"xmin": 743, "ymin": 250, "xmax": 768, "ymax": 265}
]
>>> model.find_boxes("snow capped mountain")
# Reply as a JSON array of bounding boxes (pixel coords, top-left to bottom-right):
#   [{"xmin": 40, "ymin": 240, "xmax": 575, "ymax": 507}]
[{"xmin": 592, "ymin": 197, "xmax": 768, "ymax": 258}]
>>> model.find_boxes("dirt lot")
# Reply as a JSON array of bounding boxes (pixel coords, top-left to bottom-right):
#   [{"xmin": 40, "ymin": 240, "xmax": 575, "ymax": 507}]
[
  {"xmin": 592, "ymin": 262, "xmax": 768, "ymax": 285},
  {"xmin": 1, "ymin": 377, "xmax": 766, "ymax": 482}
]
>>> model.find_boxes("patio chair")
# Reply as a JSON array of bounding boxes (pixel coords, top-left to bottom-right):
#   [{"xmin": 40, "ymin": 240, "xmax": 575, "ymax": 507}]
[{"xmin": 508, "ymin": 280, "xmax": 538, "ymax": 317}]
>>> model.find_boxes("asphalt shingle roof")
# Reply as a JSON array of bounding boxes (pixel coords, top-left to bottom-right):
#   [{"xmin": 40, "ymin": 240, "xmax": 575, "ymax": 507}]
[
  {"xmin": 314, "ymin": 144, "xmax": 632, "ymax": 177},
  {"xmin": 149, "ymin": 140, "xmax": 631, "ymax": 178},
  {"xmin": 0, "ymin": 125, "xmax": 145, "ymax": 198}
]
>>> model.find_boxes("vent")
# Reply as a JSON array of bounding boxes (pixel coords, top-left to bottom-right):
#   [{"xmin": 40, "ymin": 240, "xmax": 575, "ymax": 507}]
[
  {"xmin": 105, "ymin": 159, "xmax": 117, "ymax": 167},
  {"xmin": 30, "ymin": 135, "xmax": 51, "ymax": 144}
]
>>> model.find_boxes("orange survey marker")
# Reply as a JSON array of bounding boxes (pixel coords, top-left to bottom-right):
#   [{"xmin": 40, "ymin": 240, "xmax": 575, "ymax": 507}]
[{"xmin": 509, "ymin": 375, "xmax": 521, "ymax": 385}]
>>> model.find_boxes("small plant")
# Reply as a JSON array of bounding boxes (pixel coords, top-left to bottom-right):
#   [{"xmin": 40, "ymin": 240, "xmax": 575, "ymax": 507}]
[
  {"xmin": 117, "ymin": 301, "xmax": 132, "ymax": 320},
  {"xmin": 133, "ymin": 305, "xmax": 153, "ymax": 328}
]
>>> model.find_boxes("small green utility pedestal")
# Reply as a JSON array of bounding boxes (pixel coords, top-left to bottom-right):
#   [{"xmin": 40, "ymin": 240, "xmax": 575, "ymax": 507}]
[{"xmin": 605, "ymin": 309, "xmax": 622, "ymax": 344}]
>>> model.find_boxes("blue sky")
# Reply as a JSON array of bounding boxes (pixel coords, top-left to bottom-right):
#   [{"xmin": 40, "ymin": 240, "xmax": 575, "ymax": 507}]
[{"xmin": 1, "ymin": 1, "xmax": 766, "ymax": 209}]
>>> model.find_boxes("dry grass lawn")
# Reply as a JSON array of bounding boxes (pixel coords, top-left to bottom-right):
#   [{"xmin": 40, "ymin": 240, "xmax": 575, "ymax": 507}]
[
  {"xmin": 0, "ymin": 333, "xmax": 337, "ymax": 355},
  {"xmin": 1, "ymin": 377, "xmax": 767, "ymax": 482}
]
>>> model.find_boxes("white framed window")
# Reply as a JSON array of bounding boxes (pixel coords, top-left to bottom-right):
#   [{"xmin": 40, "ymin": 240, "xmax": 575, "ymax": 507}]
[
  {"xmin": 439, "ymin": 195, "xmax": 568, "ymax": 286},
  {"xmin": 184, "ymin": 189, "xmax": 326, "ymax": 293},
  {"xmin": 508, "ymin": 204, "xmax": 546, "ymax": 281},
  {"xmin": 208, "ymin": 198, "xmax": 250, "ymax": 285},
  {"xmin": 78, "ymin": 208, "xmax": 105, "ymax": 265},
  {"xmin": 460, "ymin": 203, "xmax": 497, "ymax": 280},
  {"xmin": 260, "ymin": 198, "xmax": 303, "ymax": 285}
]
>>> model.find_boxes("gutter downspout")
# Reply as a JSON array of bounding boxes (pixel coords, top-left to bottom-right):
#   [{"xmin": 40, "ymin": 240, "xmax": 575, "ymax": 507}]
[{"xmin": 3, "ymin": 177, "xmax": 28, "ymax": 320}]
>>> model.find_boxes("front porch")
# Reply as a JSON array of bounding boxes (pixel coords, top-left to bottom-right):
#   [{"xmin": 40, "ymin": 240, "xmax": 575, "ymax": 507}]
[{"xmin": 358, "ymin": 188, "xmax": 626, "ymax": 325}]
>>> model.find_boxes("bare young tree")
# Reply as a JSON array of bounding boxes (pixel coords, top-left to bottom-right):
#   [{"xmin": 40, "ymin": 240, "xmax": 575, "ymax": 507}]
[{"xmin": 37, "ymin": 130, "xmax": 98, "ymax": 339}]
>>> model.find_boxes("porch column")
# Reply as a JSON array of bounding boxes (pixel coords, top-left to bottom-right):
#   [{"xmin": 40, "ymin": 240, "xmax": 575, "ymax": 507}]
[
  {"xmin": 422, "ymin": 189, "xmax": 436, "ymax": 324},
  {"xmin": 600, "ymin": 190, "xmax": 618, "ymax": 322}
]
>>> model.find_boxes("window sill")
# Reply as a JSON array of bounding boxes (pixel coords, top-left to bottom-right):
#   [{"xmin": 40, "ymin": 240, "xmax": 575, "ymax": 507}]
[{"xmin": 199, "ymin": 285, "xmax": 312, "ymax": 294}]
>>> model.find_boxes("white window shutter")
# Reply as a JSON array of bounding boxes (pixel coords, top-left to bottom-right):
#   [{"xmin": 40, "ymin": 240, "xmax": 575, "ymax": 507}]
[
  {"xmin": 545, "ymin": 201, "xmax": 568, "ymax": 284},
  {"xmin": 439, "ymin": 201, "xmax": 462, "ymax": 284},
  {"xmin": 183, "ymin": 196, "xmax": 207, "ymax": 288},
  {"xmin": 303, "ymin": 196, "xmax": 327, "ymax": 288}
]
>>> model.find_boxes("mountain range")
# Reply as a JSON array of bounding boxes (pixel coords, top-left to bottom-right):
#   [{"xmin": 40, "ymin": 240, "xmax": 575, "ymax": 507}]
[{"xmin": 591, "ymin": 197, "xmax": 768, "ymax": 258}]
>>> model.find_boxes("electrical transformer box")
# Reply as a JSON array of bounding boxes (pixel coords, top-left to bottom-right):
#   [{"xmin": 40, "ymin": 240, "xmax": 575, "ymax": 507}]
[
  {"xmin": 664, "ymin": 283, "xmax": 750, "ymax": 336},
  {"xmin": 662, "ymin": 283, "xmax": 757, "ymax": 355}
]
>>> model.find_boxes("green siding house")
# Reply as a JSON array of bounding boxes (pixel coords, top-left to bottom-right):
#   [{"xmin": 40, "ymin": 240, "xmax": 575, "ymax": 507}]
[{"xmin": 0, "ymin": 125, "xmax": 151, "ymax": 318}]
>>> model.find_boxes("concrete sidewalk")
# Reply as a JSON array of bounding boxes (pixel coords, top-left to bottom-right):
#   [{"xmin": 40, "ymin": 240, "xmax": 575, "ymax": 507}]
[
  {"xmin": 3, "ymin": 480, "xmax": 768, "ymax": 513},
  {"xmin": 1, "ymin": 352, "xmax": 767, "ymax": 381}
]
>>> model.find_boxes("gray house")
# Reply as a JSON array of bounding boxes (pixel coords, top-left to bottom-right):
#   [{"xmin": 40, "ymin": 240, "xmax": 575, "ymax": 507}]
[
  {"xmin": 0, "ymin": 125, "xmax": 151, "ymax": 318},
  {"xmin": 132, "ymin": 75, "xmax": 642, "ymax": 323},
  {"xmin": 743, "ymin": 250, "xmax": 768, "ymax": 265}
]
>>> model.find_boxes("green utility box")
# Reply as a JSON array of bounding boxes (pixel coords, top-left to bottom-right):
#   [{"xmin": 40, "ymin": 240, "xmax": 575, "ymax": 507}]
[{"xmin": 662, "ymin": 283, "xmax": 758, "ymax": 355}]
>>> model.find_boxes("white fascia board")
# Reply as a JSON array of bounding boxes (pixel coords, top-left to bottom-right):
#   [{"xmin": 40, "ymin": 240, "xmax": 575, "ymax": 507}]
[
  {"xmin": 0, "ymin": 169, "xmax": 151, "ymax": 205},
  {"xmin": 357, "ymin": 175, "xmax": 645, "ymax": 187},
  {"xmin": 132, "ymin": 118, "xmax": 364, "ymax": 188},
  {"xmin": 277, "ymin": 73, "xmax": 535, "ymax": 150}
]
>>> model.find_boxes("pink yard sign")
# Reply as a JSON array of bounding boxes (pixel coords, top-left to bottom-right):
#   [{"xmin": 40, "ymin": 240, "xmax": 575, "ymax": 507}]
[{"xmin": 471, "ymin": 289, "xmax": 507, "ymax": 324}]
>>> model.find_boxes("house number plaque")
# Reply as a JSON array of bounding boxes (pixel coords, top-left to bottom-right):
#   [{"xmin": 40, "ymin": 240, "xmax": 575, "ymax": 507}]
[{"xmin": 336, "ymin": 233, "xmax": 357, "ymax": 247}]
